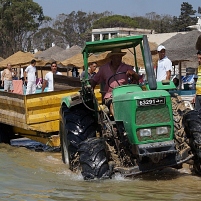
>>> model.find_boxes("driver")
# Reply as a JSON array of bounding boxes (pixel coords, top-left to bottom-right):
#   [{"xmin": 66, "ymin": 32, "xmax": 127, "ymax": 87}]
[{"xmin": 90, "ymin": 48, "xmax": 139, "ymax": 116}]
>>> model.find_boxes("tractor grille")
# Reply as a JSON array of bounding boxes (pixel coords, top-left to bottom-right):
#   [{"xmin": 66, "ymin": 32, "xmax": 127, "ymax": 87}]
[{"xmin": 136, "ymin": 105, "xmax": 170, "ymax": 125}]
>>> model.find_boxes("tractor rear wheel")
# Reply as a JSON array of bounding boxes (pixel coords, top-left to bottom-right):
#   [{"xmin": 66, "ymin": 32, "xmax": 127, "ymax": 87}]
[
  {"xmin": 193, "ymin": 157, "xmax": 201, "ymax": 175},
  {"xmin": 78, "ymin": 137, "xmax": 111, "ymax": 180},
  {"xmin": 60, "ymin": 104, "xmax": 97, "ymax": 172},
  {"xmin": 183, "ymin": 110, "xmax": 201, "ymax": 175},
  {"xmin": 171, "ymin": 94, "xmax": 191, "ymax": 160}
]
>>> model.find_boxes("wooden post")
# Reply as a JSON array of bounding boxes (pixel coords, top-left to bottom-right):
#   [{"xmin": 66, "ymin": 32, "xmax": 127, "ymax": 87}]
[
  {"xmin": 67, "ymin": 67, "xmax": 69, "ymax": 76},
  {"xmin": 41, "ymin": 66, "xmax": 43, "ymax": 81},
  {"xmin": 17, "ymin": 66, "xmax": 21, "ymax": 80}
]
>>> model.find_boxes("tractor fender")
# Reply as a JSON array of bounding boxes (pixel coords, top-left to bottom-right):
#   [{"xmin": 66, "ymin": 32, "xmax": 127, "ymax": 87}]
[{"xmin": 61, "ymin": 93, "xmax": 82, "ymax": 108}]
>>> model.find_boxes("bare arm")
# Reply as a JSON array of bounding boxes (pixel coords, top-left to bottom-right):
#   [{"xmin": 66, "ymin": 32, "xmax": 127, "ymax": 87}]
[
  {"xmin": 166, "ymin": 70, "xmax": 171, "ymax": 80},
  {"xmin": 126, "ymin": 70, "xmax": 139, "ymax": 83},
  {"xmin": 42, "ymin": 80, "xmax": 47, "ymax": 92}
]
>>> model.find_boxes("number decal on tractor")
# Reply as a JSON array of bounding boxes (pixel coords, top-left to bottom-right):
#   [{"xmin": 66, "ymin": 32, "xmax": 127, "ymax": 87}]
[{"xmin": 138, "ymin": 97, "xmax": 165, "ymax": 106}]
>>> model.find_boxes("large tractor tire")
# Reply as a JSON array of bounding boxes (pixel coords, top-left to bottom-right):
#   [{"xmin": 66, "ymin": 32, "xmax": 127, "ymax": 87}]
[
  {"xmin": 171, "ymin": 94, "xmax": 191, "ymax": 160},
  {"xmin": 60, "ymin": 105, "xmax": 69, "ymax": 164},
  {"xmin": 60, "ymin": 104, "xmax": 97, "ymax": 172},
  {"xmin": 78, "ymin": 137, "xmax": 111, "ymax": 180},
  {"xmin": 183, "ymin": 110, "xmax": 201, "ymax": 175}
]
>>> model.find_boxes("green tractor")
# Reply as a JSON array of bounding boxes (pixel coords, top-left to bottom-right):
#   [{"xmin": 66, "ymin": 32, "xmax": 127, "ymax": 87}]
[{"xmin": 59, "ymin": 35, "xmax": 193, "ymax": 180}]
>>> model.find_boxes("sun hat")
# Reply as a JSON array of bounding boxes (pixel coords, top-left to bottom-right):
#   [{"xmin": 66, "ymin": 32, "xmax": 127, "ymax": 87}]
[
  {"xmin": 157, "ymin": 45, "xmax": 166, "ymax": 52},
  {"xmin": 106, "ymin": 48, "xmax": 126, "ymax": 58}
]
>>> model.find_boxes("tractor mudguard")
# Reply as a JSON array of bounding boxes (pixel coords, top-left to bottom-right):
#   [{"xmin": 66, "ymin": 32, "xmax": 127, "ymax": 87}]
[{"xmin": 61, "ymin": 93, "xmax": 82, "ymax": 109}]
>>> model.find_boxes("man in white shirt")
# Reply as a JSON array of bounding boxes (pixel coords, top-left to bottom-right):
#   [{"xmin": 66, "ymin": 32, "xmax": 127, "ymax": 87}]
[
  {"xmin": 42, "ymin": 62, "xmax": 62, "ymax": 92},
  {"xmin": 24, "ymin": 59, "xmax": 36, "ymax": 95},
  {"xmin": 80, "ymin": 62, "xmax": 97, "ymax": 79},
  {"xmin": 156, "ymin": 45, "xmax": 172, "ymax": 81}
]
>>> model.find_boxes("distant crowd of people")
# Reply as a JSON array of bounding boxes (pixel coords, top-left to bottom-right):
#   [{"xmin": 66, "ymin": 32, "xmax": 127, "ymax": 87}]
[{"xmin": 0, "ymin": 60, "xmax": 63, "ymax": 94}]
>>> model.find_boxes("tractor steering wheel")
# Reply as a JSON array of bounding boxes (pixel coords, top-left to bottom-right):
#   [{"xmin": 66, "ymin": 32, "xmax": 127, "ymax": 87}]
[{"xmin": 107, "ymin": 71, "xmax": 129, "ymax": 89}]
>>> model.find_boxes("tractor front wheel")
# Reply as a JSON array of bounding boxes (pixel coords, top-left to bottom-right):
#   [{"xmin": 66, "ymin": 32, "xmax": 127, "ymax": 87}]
[
  {"xmin": 60, "ymin": 104, "xmax": 97, "ymax": 172},
  {"xmin": 78, "ymin": 137, "xmax": 111, "ymax": 180}
]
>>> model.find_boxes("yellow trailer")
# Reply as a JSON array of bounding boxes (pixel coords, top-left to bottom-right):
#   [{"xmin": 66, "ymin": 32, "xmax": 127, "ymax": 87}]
[
  {"xmin": 0, "ymin": 89, "xmax": 81, "ymax": 146},
  {"xmin": 0, "ymin": 77, "xmax": 101, "ymax": 147}
]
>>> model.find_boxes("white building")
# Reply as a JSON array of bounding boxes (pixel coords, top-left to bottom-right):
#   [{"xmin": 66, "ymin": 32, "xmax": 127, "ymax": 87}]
[
  {"xmin": 91, "ymin": 27, "xmax": 154, "ymax": 41},
  {"xmin": 91, "ymin": 27, "xmax": 183, "ymax": 46}
]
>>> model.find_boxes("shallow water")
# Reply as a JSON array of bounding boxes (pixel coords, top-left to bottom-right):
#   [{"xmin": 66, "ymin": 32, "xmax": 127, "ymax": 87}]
[{"xmin": 0, "ymin": 143, "xmax": 201, "ymax": 201}]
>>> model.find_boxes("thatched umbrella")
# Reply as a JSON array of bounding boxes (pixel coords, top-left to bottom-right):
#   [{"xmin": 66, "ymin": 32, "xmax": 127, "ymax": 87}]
[
  {"xmin": 61, "ymin": 52, "xmax": 108, "ymax": 68},
  {"xmin": 0, "ymin": 51, "xmax": 37, "ymax": 68},
  {"xmin": 162, "ymin": 30, "xmax": 201, "ymax": 62},
  {"xmin": 60, "ymin": 42, "xmax": 157, "ymax": 78},
  {"xmin": 34, "ymin": 45, "xmax": 64, "ymax": 61},
  {"xmin": 34, "ymin": 50, "xmax": 42, "ymax": 57},
  {"xmin": 0, "ymin": 51, "xmax": 56, "ymax": 73},
  {"xmin": 61, "ymin": 42, "xmax": 158, "ymax": 68},
  {"xmin": 51, "ymin": 45, "xmax": 82, "ymax": 62},
  {"xmin": 61, "ymin": 53, "xmax": 83, "ymax": 68}
]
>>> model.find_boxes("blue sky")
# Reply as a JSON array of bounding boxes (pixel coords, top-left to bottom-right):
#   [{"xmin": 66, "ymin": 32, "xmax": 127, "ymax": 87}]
[{"xmin": 33, "ymin": 0, "xmax": 200, "ymax": 19}]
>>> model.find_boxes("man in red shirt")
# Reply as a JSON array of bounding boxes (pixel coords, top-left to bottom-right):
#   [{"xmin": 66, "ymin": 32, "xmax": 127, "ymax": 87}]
[{"xmin": 90, "ymin": 48, "xmax": 139, "ymax": 115}]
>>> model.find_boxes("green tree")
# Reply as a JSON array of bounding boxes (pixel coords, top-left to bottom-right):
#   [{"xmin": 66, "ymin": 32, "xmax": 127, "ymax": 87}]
[
  {"xmin": 53, "ymin": 11, "xmax": 108, "ymax": 47},
  {"xmin": 0, "ymin": 0, "xmax": 45, "ymax": 57},
  {"xmin": 134, "ymin": 12, "xmax": 185, "ymax": 33},
  {"xmin": 133, "ymin": 16, "xmax": 151, "ymax": 30},
  {"xmin": 177, "ymin": 2, "xmax": 197, "ymax": 31},
  {"xmin": 93, "ymin": 15, "xmax": 137, "ymax": 29},
  {"xmin": 32, "ymin": 27, "xmax": 65, "ymax": 50}
]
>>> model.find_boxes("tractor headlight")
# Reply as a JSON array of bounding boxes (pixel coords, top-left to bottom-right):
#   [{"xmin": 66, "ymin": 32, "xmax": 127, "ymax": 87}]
[
  {"xmin": 140, "ymin": 129, "xmax": 151, "ymax": 137},
  {"xmin": 156, "ymin": 127, "xmax": 168, "ymax": 135}
]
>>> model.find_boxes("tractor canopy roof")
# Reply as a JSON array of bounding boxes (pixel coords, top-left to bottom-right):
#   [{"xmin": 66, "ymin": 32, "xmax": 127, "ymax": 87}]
[
  {"xmin": 82, "ymin": 35, "xmax": 144, "ymax": 54},
  {"xmin": 82, "ymin": 35, "xmax": 157, "ymax": 90}
]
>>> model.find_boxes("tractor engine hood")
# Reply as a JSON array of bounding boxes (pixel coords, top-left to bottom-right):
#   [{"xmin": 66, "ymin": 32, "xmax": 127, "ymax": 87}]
[{"xmin": 112, "ymin": 85, "xmax": 170, "ymax": 103}]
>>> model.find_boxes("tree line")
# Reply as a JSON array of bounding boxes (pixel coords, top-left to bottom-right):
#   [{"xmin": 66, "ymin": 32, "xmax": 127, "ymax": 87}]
[{"xmin": 0, "ymin": 0, "xmax": 198, "ymax": 58}]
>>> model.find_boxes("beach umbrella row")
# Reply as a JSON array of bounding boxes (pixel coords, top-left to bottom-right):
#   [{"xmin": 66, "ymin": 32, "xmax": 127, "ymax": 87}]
[
  {"xmin": 60, "ymin": 42, "xmax": 158, "ymax": 68},
  {"xmin": 0, "ymin": 41, "xmax": 158, "ymax": 70},
  {"xmin": 0, "ymin": 51, "xmax": 54, "ymax": 69}
]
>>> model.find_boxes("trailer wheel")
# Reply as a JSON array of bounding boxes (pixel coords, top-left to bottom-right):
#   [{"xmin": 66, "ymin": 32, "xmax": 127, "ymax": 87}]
[
  {"xmin": 78, "ymin": 137, "xmax": 111, "ymax": 180},
  {"xmin": 60, "ymin": 104, "xmax": 97, "ymax": 171},
  {"xmin": 171, "ymin": 94, "xmax": 191, "ymax": 160},
  {"xmin": 0, "ymin": 123, "xmax": 14, "ymax": 144}
]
